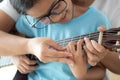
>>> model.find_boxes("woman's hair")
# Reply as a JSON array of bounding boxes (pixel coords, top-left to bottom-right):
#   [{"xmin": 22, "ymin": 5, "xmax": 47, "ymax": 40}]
[
  {"xmin": 10, "ymin": 0, "xmax": 94, "ymax": 14},
  {"xmin": 10, "ymin": 0, "xmax": 38, "ymax": 14}
]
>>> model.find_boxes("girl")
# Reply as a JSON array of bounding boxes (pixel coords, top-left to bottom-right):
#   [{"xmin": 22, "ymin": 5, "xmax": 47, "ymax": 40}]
[{"xmin": 11, "ymin": 0, "xmax": 110, "ymax": 80}]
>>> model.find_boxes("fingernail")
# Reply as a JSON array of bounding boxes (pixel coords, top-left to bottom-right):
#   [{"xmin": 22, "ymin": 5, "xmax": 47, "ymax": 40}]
[
  {"xmin": 91, "ymin": 40, "xmax": 95, "ymax": 42},
  {"xmin": 84, "ymin": 37, "xmax": 88, "ymax": 40},
  {"xmin": 84, "ymin": 37, "xmax": 87, "ymax": 40}
]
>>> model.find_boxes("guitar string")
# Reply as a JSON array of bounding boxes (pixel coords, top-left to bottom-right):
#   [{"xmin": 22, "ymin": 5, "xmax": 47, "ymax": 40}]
[{"xmin": 56, "ymin": 32, "xmax": 100, "ymax": 46}]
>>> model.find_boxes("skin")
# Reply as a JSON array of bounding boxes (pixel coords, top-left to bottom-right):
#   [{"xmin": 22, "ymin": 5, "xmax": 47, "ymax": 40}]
[
  {"xmin": 12, "ymin": 55, "xmax": 38, "ymax": 74},
  {"xmin": 0, "ymin": 10, "xmax": 15, "ymax": 32},
  {"xmin": 12, "ymin": 0, "xmax": 107, "ymax": 79},
  {"xmin": 27, "ymin": 0, "xmax": 73, "ymax": 23},
  {"xmin": 0, "ymin": 6, "xmax": 73, "ymax": 74},
  {"xmin": 66, "ymin": 40, "xmax": 88, "ymax": 79},
  {"xmin": 0, "ymin": 0, "xmax": 119, "ymax": 76}
]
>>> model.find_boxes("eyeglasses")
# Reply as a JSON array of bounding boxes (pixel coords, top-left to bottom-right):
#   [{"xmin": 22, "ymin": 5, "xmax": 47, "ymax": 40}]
[{"xmin": 25, "ymin": 0, "xmax": 67, "ymax": 29}]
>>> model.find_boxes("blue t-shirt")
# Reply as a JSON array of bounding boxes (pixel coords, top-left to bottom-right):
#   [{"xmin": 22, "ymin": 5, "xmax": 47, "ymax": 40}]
[{"xmin": 16, "ymin": 7, "xmax": 110, "ymax": 80}]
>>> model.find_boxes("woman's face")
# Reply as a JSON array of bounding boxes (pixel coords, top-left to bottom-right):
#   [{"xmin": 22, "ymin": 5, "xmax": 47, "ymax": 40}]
[{"xmin": 27, "ymin": 0, "xmax": 73, "ymax": 24}]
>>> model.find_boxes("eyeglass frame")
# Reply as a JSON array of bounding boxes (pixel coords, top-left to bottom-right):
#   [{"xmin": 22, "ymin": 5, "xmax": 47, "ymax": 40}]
[{"xmin": 25, "ymin": 0, "xmax": 67, "ymax": 28}]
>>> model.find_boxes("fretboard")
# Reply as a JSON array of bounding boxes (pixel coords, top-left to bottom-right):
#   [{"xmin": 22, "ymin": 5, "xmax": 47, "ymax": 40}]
[{"xmin": 56, "ymin": 32, "xmax": 99, "ymax": 46}]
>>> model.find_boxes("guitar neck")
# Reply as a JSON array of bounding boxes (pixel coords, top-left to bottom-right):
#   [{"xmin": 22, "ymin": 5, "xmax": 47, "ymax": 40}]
[
  {"xmin": 56, "ymin": 32, "xmax": 99, "ymax": 46},
  {"xmin": 56, "ymin": 28, "xmax": 120, "ymax": 53}
]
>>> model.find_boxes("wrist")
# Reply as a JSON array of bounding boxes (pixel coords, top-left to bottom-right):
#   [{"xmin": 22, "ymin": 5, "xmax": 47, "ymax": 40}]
[
  {"xmin": 19, "ymin": 38, "xmax": 34, "ymax": 56},
  {"xmin": 26, "ymin": 38, "xmax": 41, "ymax": 57},
  {"xmin": 25, "ymin": 38, "xmax": 34, "ymax": 55}
]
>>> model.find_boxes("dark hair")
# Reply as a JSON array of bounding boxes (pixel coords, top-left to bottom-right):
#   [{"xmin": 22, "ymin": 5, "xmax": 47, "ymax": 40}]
[
  {"xmin": 10, "ymin": 0, "xmax": 38, "ymax": 14},
  {"xmin": 10, "ymin": 0, "xmax": 94, "ymax": 14},
  {"xmin": 72, "ymin": 0, "xmax": 94, "ymax": 7}
]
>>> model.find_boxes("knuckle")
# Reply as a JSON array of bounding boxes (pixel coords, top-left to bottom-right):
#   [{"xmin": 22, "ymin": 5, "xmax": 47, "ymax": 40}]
[
  {"xmin": 89, "ymin": 61, "xmax": 96, "ymax": 66},
  {"xmin": 19, "ymin": 70, "xmax": 25, "ymax": 74},
  {"xmin": 40, "ymin": 51, "xmax": 45, "ymax": 57},
  {"xmin": 19, "ymin": 71, "xmax": 23, "ymax": 74},
  {"xmin": 92, "ymin": 63, "xmax": 96, "ymax": 66},
  {"xmin": 69, "ymin": 42, "xmax": 75, "ymax": 46},
  {"xmin": 26, "ymin": 66, "xmax": 31, "ymax": 70},
  {"xmin": 26, "ymin": 61, "xmax": 31, "ymax": 65},
  {"xmin": 22, "ymin": 72, "xmax": 27, "ymax": 74},
  {"xmin": 99, "ymin": 47, "xmax": 105, "ymax": 53},
  {"xmin": 40, "ymin": 57, "xmax": 45, "ymax": 61},
  {"xmin": 39, "ymin": 53, "xmax": 45, "ymax": 60},
  {"xmin": 77, "ymin": 41, "xmax": 80, "ymax": 45},
  {"xmin": 40, "ymin": 57, "xmax": 47, "ymax": 63},
  {"xmin": 90, "ymin": 48, "xmax": 95, "ymax": 52},
  {"xmin": 68, "ymin": 42, "xmax": 72, "ymax": 46},
  {"xmin": 89, "ymin": 58, "xmax": 95, "ymax": 63}
]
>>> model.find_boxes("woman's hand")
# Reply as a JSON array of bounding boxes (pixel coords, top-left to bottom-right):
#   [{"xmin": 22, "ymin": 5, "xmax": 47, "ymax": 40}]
[
  {"xmin": 84, "ymin": 37, "xmax": 109, "ymax": 66},
  {"xmin": 28, "ymin": 37, "xmax": 73, "ymax": 65},
  {"xmin": 84, "ymin": 26, "xmax": 109, "ymax": 66}
]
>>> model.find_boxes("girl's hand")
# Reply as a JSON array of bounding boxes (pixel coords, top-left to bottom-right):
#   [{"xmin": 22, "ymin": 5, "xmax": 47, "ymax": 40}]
[
  {"xmin": 66, "ymin": 39, "xmax": 87, "ymax": 79},
  {"xmin": 12, "ymin": 55, "xmax": 38, "ymax": 74}
]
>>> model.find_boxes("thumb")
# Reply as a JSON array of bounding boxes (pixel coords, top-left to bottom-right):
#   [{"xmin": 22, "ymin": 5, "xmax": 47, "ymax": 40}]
[{"xmin": 98, "ymin": 25, "xmax": 106, "ymax": 32}]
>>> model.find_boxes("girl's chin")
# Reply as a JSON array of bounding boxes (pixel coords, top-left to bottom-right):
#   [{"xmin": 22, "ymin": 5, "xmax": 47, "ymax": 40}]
[
  {"xmin": 59, "ymin": 13, "xmax": 69, "ymax": 23},
  {"xmin": 59, "ymin": 16, "xmax": 71, "ymax": 23},
  {"xmin": 59, "ymin": 19, "xmax": 68, "ymax": 23}
]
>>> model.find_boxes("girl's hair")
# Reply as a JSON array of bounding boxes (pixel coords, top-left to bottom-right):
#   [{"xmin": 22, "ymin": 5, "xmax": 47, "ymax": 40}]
[
  {"xmin": 72, "ymin": 0, "xmax": 94, "ymax": 7},
  {"xmin": 10, "ymin": 0, "xmax": 94, "ymax": 14}
]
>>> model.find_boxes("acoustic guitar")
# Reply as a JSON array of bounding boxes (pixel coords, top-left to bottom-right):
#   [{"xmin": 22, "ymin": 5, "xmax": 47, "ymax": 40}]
[{"xmin": 13, "ymin": 27, "xmax": 120, "ymax": 80}]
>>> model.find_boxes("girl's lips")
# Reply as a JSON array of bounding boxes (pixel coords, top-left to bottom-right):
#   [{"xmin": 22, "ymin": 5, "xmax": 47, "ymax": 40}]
[{"xmin": 60, "ymin": 12, "xmax": 67, "ymax": 23}]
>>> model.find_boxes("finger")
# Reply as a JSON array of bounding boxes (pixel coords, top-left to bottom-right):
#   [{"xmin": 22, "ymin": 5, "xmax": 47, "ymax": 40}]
[
  {"xmin": 98, "ymin": 26, "xmax": 106, "ymax": 32},
  {"xmin": 66, "ymin": 45, "xmax": 71, "ymax": 53},
  {"xmin": 84, "ymin": 46, "xmax": 99, "ymax": 66},
  {"xmin": 20, "ymin": 61, "xmax": 38, "ymax": 73},
  {"xmin": 47, "ymin": 39, "xmax": 66, "ymax": 51},
  {"xmin": 45, "ymin": 57, "xmax": 74, "ymax": 65},
  {"xmin": 18, "ymin": 65, "xmax": 30, "ymax": 74},
  {"xmin": 83, "ymin": 50, "xmax": 88, "ymax": 64},
  {"xmin": 91, "ymin": 40, "xmax": 106, "ymax": 53},
  {"xmin": 66, "ymin": 46, "xmax": 74, "ymax": 60},
  {"xmin": 21, "ymin": 58, "xmax": 38, "ymax": 70},
  {"xmin": 46, "ymin": 49, "xmax": 72, "ymax": 58},
  {"xmin": 91, "ymin": 40, "xmax": 108, "ymax": 59},
  {"xmin": 77, "ymin": 39, "xmax": 83, "ymax": 54},
  {"xmin": 22, "ymin": 55, "xmax": 38, "ymax": 65},
  {"xmin": 68, "ymin": 42, "xmax": 76, "ymax": 53},
  {"xmin": 84, "ymin": 37, "xmax": 98, "ymax": 55}
]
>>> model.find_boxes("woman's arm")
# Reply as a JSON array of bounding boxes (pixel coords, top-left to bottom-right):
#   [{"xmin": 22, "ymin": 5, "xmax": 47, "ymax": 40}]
[
  {"xmin": 83, "ymin": 63, "xmax": 106, "ymax": 80},
  {"xmin": 101, "ymin": 51, "xmax": 120, "ymax": 74},
  {"xmin": 0, "ymin": 30, "xmax": 29, "ymax": 56}
]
